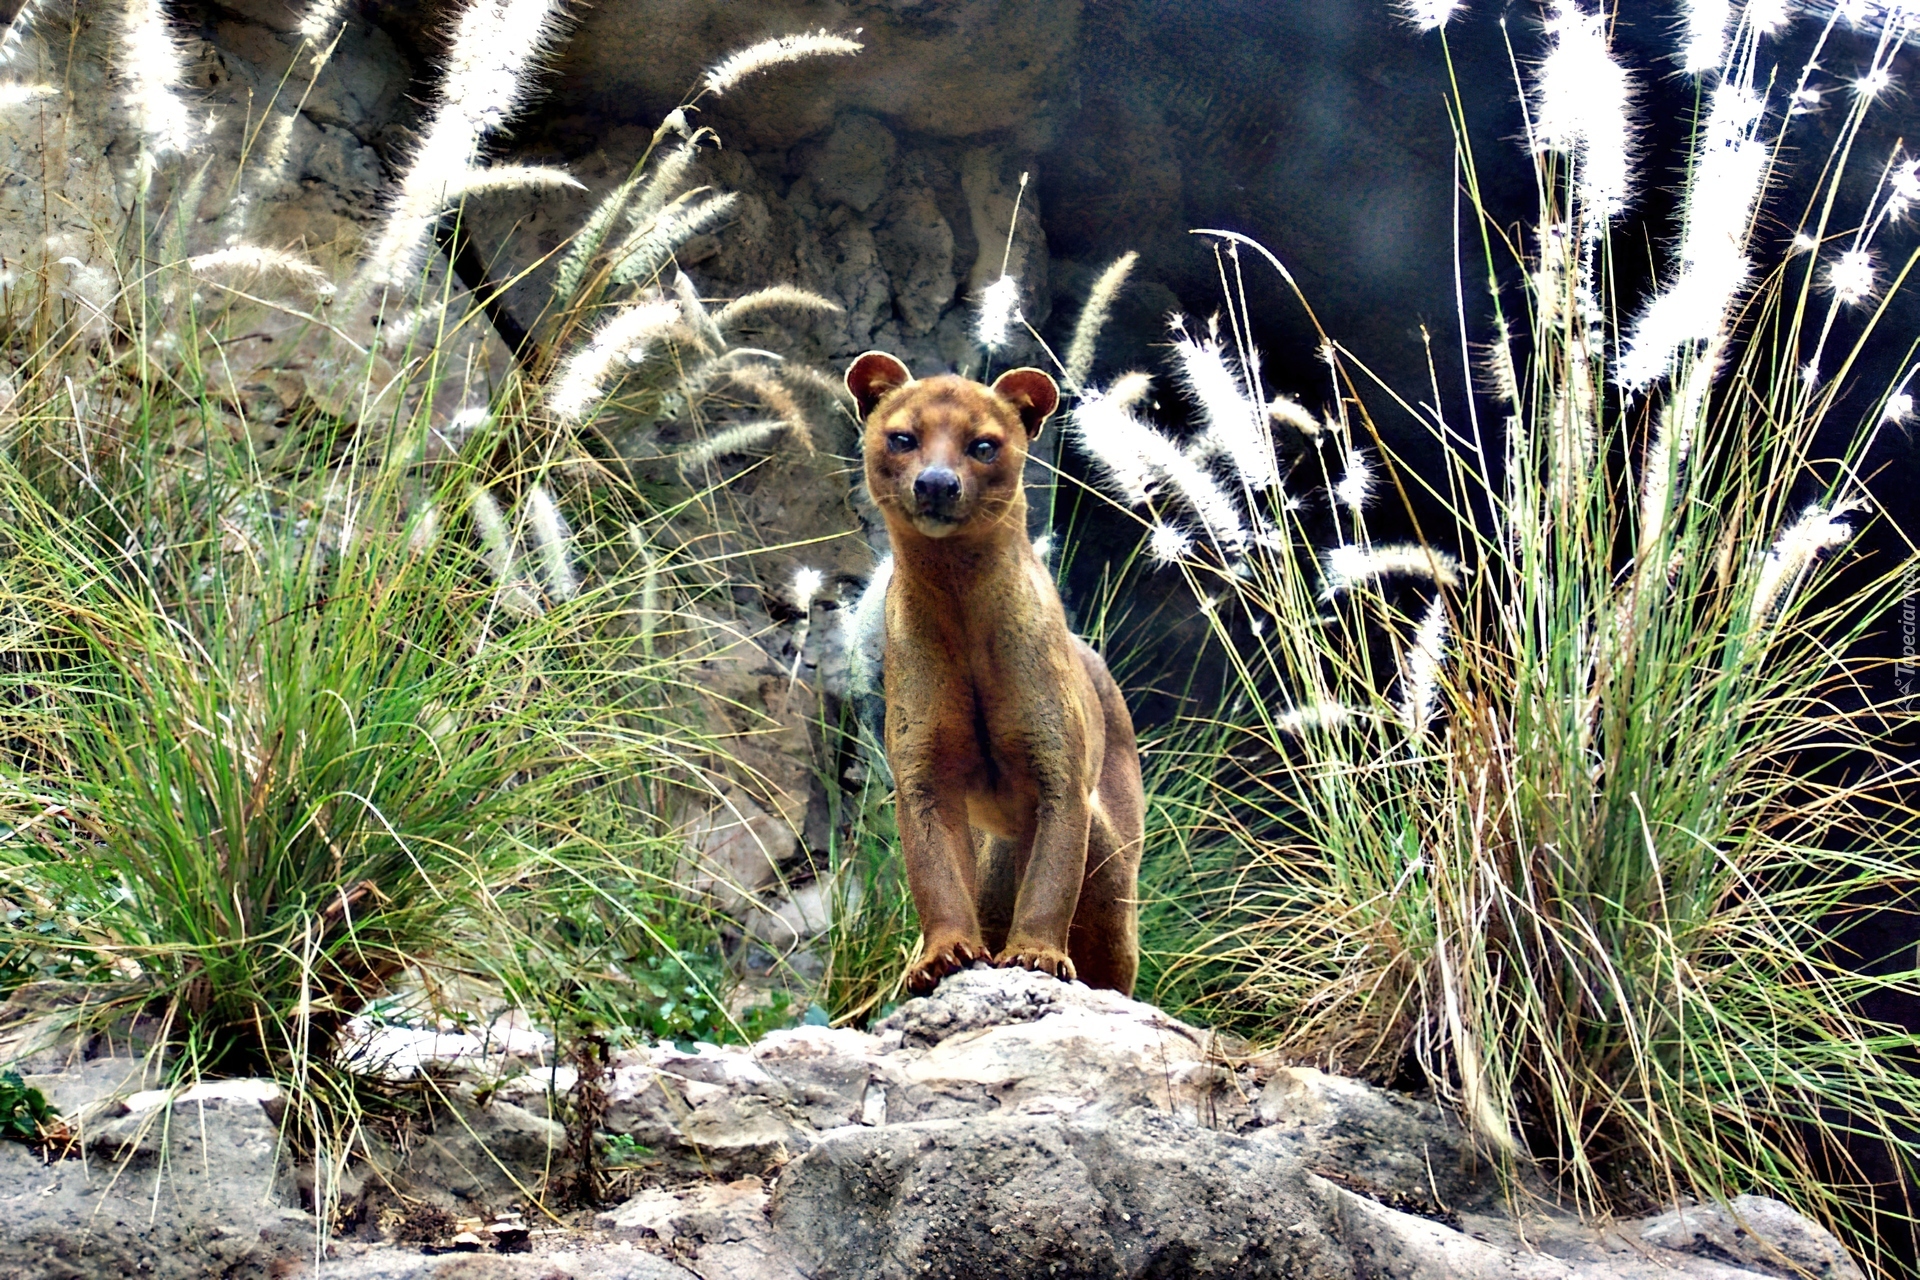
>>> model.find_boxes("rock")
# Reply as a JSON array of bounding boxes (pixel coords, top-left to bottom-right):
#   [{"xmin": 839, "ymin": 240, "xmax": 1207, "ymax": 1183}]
[
  {"xmin": 680, "ymin": 789, "xmax": 800, "ymax": 915},
  {"xmin": 1249, "ymin": 1062, "xmax": 1480, "ymax": 1213},
  {"xmin": 538, "ymin": 0, "xmax": 1084, "ymax": 150},
  {"xmin": 873, "ymin": 178, "xmax": 958, "ymax": 336},
  {"xmin": 0, "ymin": 1066, "xmax": 313, "ymax": 1280},
  {"xmin": 569, "ymin": 969, "xmax": 1863, "ymax": 1280},
  {"xmin": 402, "ymin": 1093, "xmax": 571, "ymax": 1216},
  {"xmin": 738, "ymin": 880, "xmax": 837, "ymax": 956},
  {"xmin": 1635, "ymin": 1196, "xmax": 1867, "ymax": 1280},
  {"xmin": 806, "ymin": 115, "xmax": 898, "ymax": 214},
  {"xmin": 287, "ymin": 1240, "xmax": 701, "ymax": 1278},
  {"xmin": 773, "ymin": 1106, "xmax": 1349, "ymax": 1279},
  {"xmin": 22, "ymin": 1055, "xmax": 166, "ymax": 1127},
  {"xmin": 336, "ymin": 1012, "xmax": 555, "ymax": 1082}
]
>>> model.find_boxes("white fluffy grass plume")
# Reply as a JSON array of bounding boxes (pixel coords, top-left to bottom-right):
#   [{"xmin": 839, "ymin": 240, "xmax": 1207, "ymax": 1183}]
[
  {"xmin": 1399, "ymin": 596, "xmax": 1450, "ymax": 739},
  {"xmin": 548, "ymin": 298, "xmax": 680, "ymax": 422},
  {"xmin": 1617, "ymin": 83, "xmax": 1766, "ymax": 389},
  {"xmin": 296, "ymin": 0, "xmax": 347, "ymax": 42},
  {"xmin": 1068, "ymin": 373, "xmax": 1248, "ymax": 550},
  {"xmin": 0, "ymin": 82, "xmax": 54, "ymax": 108},
  {"xmin": 188, "ymin": 245, "xmax": 334, "ymax": 295},
  {"xmin": 974, "ymin": 273, "xmax": 1021, "ymax": 352},
  {"xmin": 119, "ymin": 0, "xmax": 195, "ymax": 159},
  {"xmin": 1397, "ymin": 0, "xmax": 1465, "ymax": 30},
  {"xmin": 1063, "ymin": 252, "xmax": 1138, "ymax": 389},
  {"xmin": 1533, "ymin": 0, "xmax": 1634, "ymax": 232},
  {"xmin": 1748, "ymin": 501, "xmax": 1859, "ymax": 629},
  {"xmin": 1321, "ymin": 543, "xmax": 1464, "ymax": 600},
  {"xmin": 357, "ymin": 0, "xmax": 567, "ymax": 292},
  {"xmin": 703, "ymin": 30, "xmax": 863, "ymax": 97},
  {"xmin": 526, "ymin": 484, "xmax": 577, "ymax": 601},
  {"xmin": 1174, "ymin": 326, "xmax": 1279, "ymax": 490}
]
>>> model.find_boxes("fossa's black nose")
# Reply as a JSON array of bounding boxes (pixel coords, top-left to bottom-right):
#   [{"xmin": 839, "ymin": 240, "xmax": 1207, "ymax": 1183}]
[{"xmin": 914, "ymin": 467, "xmax": 962, "ymax": 516}]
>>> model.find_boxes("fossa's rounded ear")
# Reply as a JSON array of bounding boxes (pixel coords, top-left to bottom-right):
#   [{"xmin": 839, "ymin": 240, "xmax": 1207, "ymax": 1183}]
[
  {"xmin": 846, "ymin": 352, "xmax": 913, "ymax": 421},
  {"xmin": 990, "ymin": 368, "xmax": 1060, "ymax": 441}
]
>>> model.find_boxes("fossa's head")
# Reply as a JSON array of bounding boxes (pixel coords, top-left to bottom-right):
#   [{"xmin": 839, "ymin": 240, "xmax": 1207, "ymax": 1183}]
[{"xmin": 848, "ymin": 352, "xmax": 1058, "ymax": 541}]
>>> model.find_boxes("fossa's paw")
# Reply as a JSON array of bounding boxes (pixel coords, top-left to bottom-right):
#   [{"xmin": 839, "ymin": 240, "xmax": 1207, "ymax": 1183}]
[
  {"xmin": 996, "ymin": 945, "xmax": 1077, "ymax": 982},
  {"xmin": 905, "ymin": 936, "xmax": 991, "ymax": 995}
]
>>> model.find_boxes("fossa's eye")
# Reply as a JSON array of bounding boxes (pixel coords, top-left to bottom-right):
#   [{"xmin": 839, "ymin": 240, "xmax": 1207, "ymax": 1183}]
[
  {"xmin": 967, "ymin": 438, "xmax": 1000, "ymax": 463},
  {"xmin": 887, "ymin": 432, "xmax": 917, "ymax": 454}
]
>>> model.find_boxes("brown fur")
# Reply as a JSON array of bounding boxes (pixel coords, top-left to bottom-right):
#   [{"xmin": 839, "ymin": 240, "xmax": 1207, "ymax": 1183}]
[{"xmin": 846, "ymin": 352, "xmax": 1147, "ymax": 996}]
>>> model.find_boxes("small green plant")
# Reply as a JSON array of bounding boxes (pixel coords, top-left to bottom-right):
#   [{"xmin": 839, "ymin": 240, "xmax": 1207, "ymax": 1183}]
[
  {"xmin": 602, "ymin": 1132, "xmax": 653, "ymax": 1170},
  {"xmin": 0, "ymin": 1070, "xmax": 58, "ymax": 1143}
]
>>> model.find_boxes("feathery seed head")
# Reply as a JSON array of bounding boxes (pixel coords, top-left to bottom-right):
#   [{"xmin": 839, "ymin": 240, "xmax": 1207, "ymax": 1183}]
[
  {"xmin": 1749, "ymin": 500, "xmax": 1860, "ymax": 628},
  {"xmin": 974, "ymin": 273, "xmax": 1021, "ymax": 352},
  {"xmin": 1063, "ymin": 251, "xmax": 1139, "ymax": 390},
  {"xmin": 468, "ymin": 484, "xmax": 514, "ymax": 582},
  {"xmin": 441, "ymin": 164, "xmax": 583, "ymax": 199},
  {"xmin": 1149, "ymin": 523, "xmax": 1195, "ymax": 564},
  {"xmin": 1883, "ymin": 391, "xmax": 1914, "ymax": 423},
  {"xmin": 674, "ymin": 420, "xmax": 789, "ymax": 474},
  {"xmin": 0, "ymin": 82, "xmax": 54, "ymax": 108},
  {"xmin": 1276, "ymin": 702, "xmax": 1353, "ymax": 736},
  {"xmin": 1484, "ymin": 320, "xmax": 1522, "ymax": 406},
  {"xmin": 1032, "ymin": 534, "xmax": 1053, "ymax": 563},
  {"xmin": 296, "ymin": 0, "xmax": 346, "ymax": 41},
  {"xmin": 1397, "ymin": 0, "xmax": 1465, "ymax": 31},
  {"xmin": 549, "ymin": 298, "xmax": 681, "ymax": 422},
  {"xmin": 703, "ymin": 30, "xmax": 863, "ymax": 96},
  {"xmin": 1893, "ymin": 158, "xmax": 1920, "ymax": 208},
  {"xmin": 353, "ymin": 0, "xmax": 563, "ymax": 292},
  {"xmin": 717, "ymin": 285, "xmax": 843, "ymax": 329},
  {"xmin": 1534, "ymin": 0, "xmax": 1634, "ymax": 232},
  {"xmin": 442, "ymin": 405, "xmax": 492, "ymax": 446},
  {"xmin": 610, "ymin": 191, "xmax": 739, "ymax": 287},
  {"xmin": 1828, "ymin": 248, "xmax": 1876, "ymax": 304},
  {"xmin": 1790, "ymin": 232, "xmax": 1819, "ymax": 253},
  {"xmin": 1334, "ymin": 449, "xmax": 1376, "ymax": 512},
  {"xmin": 1069, "ymin": 377, "xmax": 1247, "ymax": 550},
  {"xmin": 408, "ymin": 503, "xmax": 440, "ymax": 556},
  {"xmin": 1679, "ymin": 0, "xmax": 1731, "ymax": 73},
  {"xmin": 1400, "ymin": 596, "xmax": 1450, "ymax": 739},
  {"xmin": 526, "ymin": 485, "xmax": 577, "ymax": 602},
  {"xmin": 1855, "ymin": 67, "xmax": 1894, "ymax": 99},
  {"xmin": 1173, "ymin": 328, "xmax": 1279, "ymax": 489},
  {"xmin": 791, "ymin": 566, "xmax": 824, "ymax": 608},
  {"xmin": 1268, "ymin": 394, "xmax": 1321, "ymax": 437},
  {"xmin": 1321, "ymin": 542, "xmax": 1464, "ymax": 600},
  {"xmin": 188, "ymin": 245, "xmax": 335, "ymax": 295},
  {"xmin": 1617, "ymin": 82, "xmax": 1765, "ymax": 388},
  {"xmin": 120, "ymin": 0, "xmax": 196, "ymax": 159}
]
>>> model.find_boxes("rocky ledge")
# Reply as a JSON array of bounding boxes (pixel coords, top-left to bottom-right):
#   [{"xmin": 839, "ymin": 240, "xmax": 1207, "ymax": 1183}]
[{"xmin": 1, "ymin": 969, "xmax": 1863, "ymax": 1280}]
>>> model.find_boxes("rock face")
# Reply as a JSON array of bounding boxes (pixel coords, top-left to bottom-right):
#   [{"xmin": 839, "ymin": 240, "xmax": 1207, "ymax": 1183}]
[
  {"xmin": 0, "ymin": 1073, "xmax": 314, "ymax": 1280},
  {"xmin": 0, "ymin": 969, "xmax": 1870, "ymax": 1280}
]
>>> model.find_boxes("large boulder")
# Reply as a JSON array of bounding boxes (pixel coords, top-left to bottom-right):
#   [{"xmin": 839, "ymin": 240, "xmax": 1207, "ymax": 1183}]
[
  {"xmin": 576, "ymin": 968, "xmax": 1866, "ymax": 1280},
  {"xmin": 0, "ymin": 1076, "xmax": 313, "ymax": 1280}
]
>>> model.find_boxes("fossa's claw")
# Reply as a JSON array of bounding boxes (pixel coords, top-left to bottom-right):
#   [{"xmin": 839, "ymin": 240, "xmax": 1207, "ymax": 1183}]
[
  {"xmin": 905, "ymin": 937, "xmax": 991, "ymax": 995},
  {"xmin": 996, "ymin": 947, "xmax": 1077, "ymax": 982}
]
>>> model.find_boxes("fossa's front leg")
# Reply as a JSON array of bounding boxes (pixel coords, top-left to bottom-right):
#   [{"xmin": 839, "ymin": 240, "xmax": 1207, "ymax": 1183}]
[
  {"xmin": 995, "ymin": 688, "xmax": 1099, "ymax": 981},
  {"xmin": 888, "ymin": 675, "xmax": 990, "ymax": 995}
]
